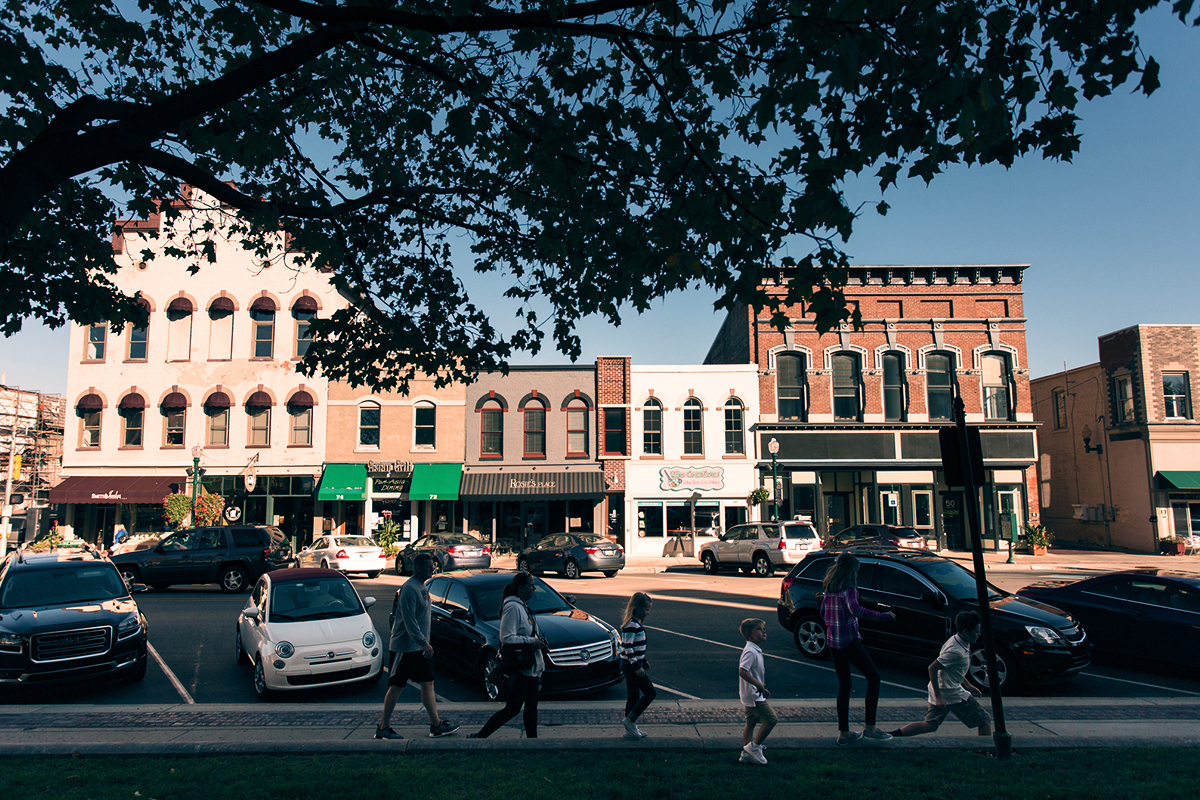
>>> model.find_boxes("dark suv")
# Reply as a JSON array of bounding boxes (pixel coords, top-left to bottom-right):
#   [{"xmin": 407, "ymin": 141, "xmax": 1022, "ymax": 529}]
[
  {"xmin": 777, "ymin": 549, "xmax": 1091, "ymax": 692},
  {"xmin": 110, "ymin": 525, "xmax": 295, "ymax": 593},
  {"xmin": 0, "ymin": 547, "xmax": 148, "ymax": 689},
  {"xmin": 826, "ymin": 524, "xmax": 930, "ymax": 550}
]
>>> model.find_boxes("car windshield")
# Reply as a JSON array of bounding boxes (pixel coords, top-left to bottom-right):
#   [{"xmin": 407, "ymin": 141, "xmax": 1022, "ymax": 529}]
[
  {"xmin": 0, "ymin": 565, "xmax": 128, "ymax": 608},
  {"xmin": 335, "ymin": 537, "xmax": 375, "ymax": 547},
  {"xmin": 916, "ymin": 560, "xmax": 1004, "ymax": 601},
  {"xmin": 470, "ymin": 578, "xmax": 574, "ymax": 621},
  {"xmin": 269, "ymin": 577, "xmax": 363, "ymax": 621}
]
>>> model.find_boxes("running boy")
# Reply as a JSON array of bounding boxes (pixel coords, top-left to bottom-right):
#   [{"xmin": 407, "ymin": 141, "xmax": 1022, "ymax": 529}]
[
  {"xmin": 889, "ymin": 611, "xmax": 992, "ymax": 738},
  {"xmin": 738, "ymin": 618, "xmax": 776, "ymax": 765}
]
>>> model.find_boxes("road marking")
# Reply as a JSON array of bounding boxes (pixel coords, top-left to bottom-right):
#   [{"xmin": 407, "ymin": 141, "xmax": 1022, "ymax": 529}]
[
  {"xmin": 1081, "ymin": 671, "xmax": 1200, "ymax": 696},
  {"xmin": 644, "ymin": 624, "xmax": 927, "ymax": 696},
  {"xmin": 147, "ymin": 641, "xmax": 195, "ymax": 705}
]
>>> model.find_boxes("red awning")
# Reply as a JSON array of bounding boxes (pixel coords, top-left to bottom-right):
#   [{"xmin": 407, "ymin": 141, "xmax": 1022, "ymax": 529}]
[
  {"xmin": 167, "ymin": 297, "xmax": 194, "ymax": 313},
  {"xmin": 76, "ymin": 394, "xmax": 104, "ymax": 410},
  {"xmin": 160, "ymin": 392, "xmax": 188, "ymax": 409},
  {"xmin": 246, "ymin": 390, "xmax": 273, "ymax": 407},
  {"xmin": 118, "ymin": 394, "xmax": 146, "ymax": 410},
  {"xmin": 49, "ymin": 476, "xmax": 181, "ymax": 505},
  {"xmin": 203, "ymin": 391, "xmax": 232, "ymax": 409},
  {"xmin": 291, "ymin": 295, "xmax": 318, "ymax": 313},
  {"xmin": 209, "ymin": 297, "xmax": 235, "ymax": 313},
  {"xmin": 287, "ymin": 390, "xmax": 315, "ymax": 408},
  {"xmin": 250, "ymin": 296, "xmax": 277, "ymax": 312}
]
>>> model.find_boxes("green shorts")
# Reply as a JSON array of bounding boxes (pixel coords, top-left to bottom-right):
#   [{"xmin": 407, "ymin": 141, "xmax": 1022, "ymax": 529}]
[{"xmin": 744, "ymin": 701, "xmax": 777, "ymax": 726}]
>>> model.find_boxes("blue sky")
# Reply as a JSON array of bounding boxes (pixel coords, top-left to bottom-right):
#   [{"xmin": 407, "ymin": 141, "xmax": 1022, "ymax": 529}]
[{"xmin": 2, "ymin": 6, "xmax": 1197, "ymax": 396}]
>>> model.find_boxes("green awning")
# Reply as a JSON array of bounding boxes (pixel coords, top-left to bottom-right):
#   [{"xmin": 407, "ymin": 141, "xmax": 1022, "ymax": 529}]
[
  {"xmin": 1157, "ymin": 470, "xmax": 1200, "ymax": 490},
  {"xmin": 408, "ymin": 463, "xmax": 462, "ymax": 501},
  {"xmin": 317, "ymin": 463, "xmax": 367, "ymax": 501}
]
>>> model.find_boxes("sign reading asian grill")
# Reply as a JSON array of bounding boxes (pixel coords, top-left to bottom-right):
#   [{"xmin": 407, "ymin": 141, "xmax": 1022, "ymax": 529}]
[{"xmin": 659, "ymin": 466, "xmax": 724, "ymax": 492}]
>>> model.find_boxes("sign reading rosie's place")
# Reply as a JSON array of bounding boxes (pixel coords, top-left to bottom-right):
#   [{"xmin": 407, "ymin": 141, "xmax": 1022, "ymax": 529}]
[{"xmin": 659, "ymin": 466, "xmax": 724, "ymax": 492}]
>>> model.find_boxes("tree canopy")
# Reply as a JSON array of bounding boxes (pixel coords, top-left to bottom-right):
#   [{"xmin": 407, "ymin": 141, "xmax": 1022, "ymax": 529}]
[{"xmin": 1, "ymin": 0, "xmax": 1193, "ymax": 391}]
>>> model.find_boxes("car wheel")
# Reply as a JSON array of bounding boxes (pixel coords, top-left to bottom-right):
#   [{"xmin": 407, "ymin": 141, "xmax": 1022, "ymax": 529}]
[
  {"xmin": 219, "ymin": 566, "xmax": 248, "ymax": 594},
  {"xmin": 119, "ymin": 566, "xmax": 140, "ymax": 586},
  {"xmin": 235, "ymin": 625, "xmax": 251, "ymax": 666},
  {"xmin": 752, "ymin": 553, "xmax": 774, "ymax": 577},
  {"xmin": 517, "ymin": 557, "xmax": 531, "ymax": 573},
  {"xmin": 253, "ymin": 656, "xmax": 274, "ymax": 701},
  {"xmin": 701, "ymin": 553, "xmax": 719, "ymax": 575},
  {"xmin": 366, "ymin": 571, "xmax": 381, "ymax": 579},
  {"xmin": 967, "ymin": 645, "xmax": 1019, "ymax": 694},
  {"xmin": 602, "ymin": 570, "xmax": 618, "ymax": 578},
  {"xmin": 320, "ymin": 559, "xmax": 329, "ymax": 569},
  {"xmin": 793, "ymin": 614, "xmax": 829, "ymax": 659},
  {"xmin": 481, "ymin": 651, "xmax": 506, "ymax": 701},
  {"xmin": 561, "ymin": 559, "xmax": 580, "ymax": 580},
  {"xmin": 395, "ymin": 556, "xmax": 407, "ymax": 576}
]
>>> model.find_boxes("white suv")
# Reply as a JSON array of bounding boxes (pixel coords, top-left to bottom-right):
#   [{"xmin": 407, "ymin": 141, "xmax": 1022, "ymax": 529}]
[{"xmin": 698, "ymin": 521, "xmax": 821, "ymax": 577}]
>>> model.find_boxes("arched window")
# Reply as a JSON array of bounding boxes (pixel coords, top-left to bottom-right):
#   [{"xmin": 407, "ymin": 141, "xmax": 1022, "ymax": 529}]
[
  {"xmin": 85, "ymin": 322, "xmax": 107, "ymax": 361},
  {"xmin": 288, "ymin": 391, "xmax": 315, "ymax": 446},
  {"xmin": 77, "ymin": 394, "xmax": 103, "ymax": 448},
  {"xmin": 926, "ymin": 353, "xmax": 955, "ymax": 421},
  {"xmin": 643, "ymin": 398, "xmax": 663, "ymax": 455},
  {"xmin": 832, "ymin": 353, "xmax": 861, "ymax": 421},
  {"xmin": 776, "ymin": 352, "xmax": 806, "ymax": 421},
  {"xmin": 250, "ymin": 296, "xmax": 277, "ymax": 359},
  {"xmin": 292, "ymin": 295, "xmax": 318, "ymax": 358},
  {"xmin": 208, "ymin": 297, "xmax": 235, "ymax": 360},
  {"xmin": 414, "ymin": 401, "xmax": 436, "ymax": 448},
  {"xmin": 160, "ymin": 392, "xmax": 187, "ymax": 447},
  {"xmin": 166, "ymin": 297, "xmax": 193, "ymax": 361},
  {"xmin": 118, "ymin": 394, "xmax": 145, "ymax": 448},
  {"xmin": 683, "ymin": 398, "xmax": 703, "ymax": 455},
  {"xmin": 480, "ymin": 400, "xmax": 503, "ymax": 457},
  {"xmin": 566, "ymin": 398, "xmax": 589, "ymax": 456},
  {"xmin": 524, "ymin": 399, "xmax": 547, "ymax": 457},
  {"xmin": 204, "ymin": 391, "xmax": 231, "ymax": 446},
  {"xmin": 724, "ymin": 398, "xmax": 744, "ymax": 455},
  {"xmin": 127, "ymin": 300, "xmax": 150, "ymax": 361},
  {"xmin": 882, "ymin": 352, "xmax": 906, "ymax": 422},
  {"xmin": 358, "ymin": 401, "xmax": 381, "ymax": 448},
  {"xmin": 247, "ymin": 391, "xmax": 273, "ymax": 446},
  {"xmin": 981, "ymin": 353, "xmax": 1013, "ymax": 420}
]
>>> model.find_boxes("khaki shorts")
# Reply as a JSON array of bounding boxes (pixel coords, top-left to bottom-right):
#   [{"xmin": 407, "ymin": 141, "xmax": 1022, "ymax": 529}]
[
  {"xmin": 744, "ymin": 701, "xmax": 777, "ymax": 726},
  {"xmin": 924, "ymin": 695, "xmax": 990, "ymax": 729}
]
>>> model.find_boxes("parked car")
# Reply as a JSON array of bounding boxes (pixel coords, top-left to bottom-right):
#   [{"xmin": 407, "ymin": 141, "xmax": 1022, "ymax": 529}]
[
  {"xmin": 517, "ymin": 533, "xmax": 625, "ymax": 579},
  {"xmin": 1016, "ymin": 569, "xmax": 1200, "ymax": 669},
  {"xmin": 777, "ymin": 548, "xmax": 1091, "ymax": 692},
  {"xmin": 297, "ymin": 535, "xmax": 387, "ymax": 578},
  {"xmin": 698, "ymin": 521, "xmax": 821, "ymax": 577},
  {"xmin": 235, "ymin": 567, "xmax": 382, "ymax": 700},
  {"xmin": 110, "ymin": 525, "xmax": 296, "ymax": 593},
  {"xmin": 392, "ymin": 571, "xmax": 622, "ymax": 700},
  {"xmin": 395, "ymin": 534, "xmax": 492, "ymax": 575},
  {"xmin": 826, "ymin": 524, "xmax": 930, "ymax": 551},
  {"xmin": 0, "ymin": 546, "xmax": 149, "ymax": 689}
]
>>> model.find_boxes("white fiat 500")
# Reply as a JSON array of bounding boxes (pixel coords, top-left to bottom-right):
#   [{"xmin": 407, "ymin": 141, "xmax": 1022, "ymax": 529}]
[{"xmin": 235, "ymin": 568, "xmax": 383, "ymax": 699}]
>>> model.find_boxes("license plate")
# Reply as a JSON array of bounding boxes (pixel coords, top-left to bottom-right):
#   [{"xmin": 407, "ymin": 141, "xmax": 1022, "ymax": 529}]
[{"xmin": 601, "ymin": 549, "xmax": 616, "ymax": 556}]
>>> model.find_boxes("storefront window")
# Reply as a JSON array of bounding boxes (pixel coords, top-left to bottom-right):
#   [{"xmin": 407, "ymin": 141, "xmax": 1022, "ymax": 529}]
[
  {"xmin": 637, "ymin": 502, "xmax": 663, "ymax": 538},
  {"xmin": 913, "ymin": 490, "xmax": 933, "ymax": 529}
]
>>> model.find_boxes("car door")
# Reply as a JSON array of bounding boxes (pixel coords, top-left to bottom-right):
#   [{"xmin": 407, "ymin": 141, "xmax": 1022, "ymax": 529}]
[
  {"xmin": 242, "ymin": 577, "xmax": 270, "ymax": 656},
  {"xmin": 868, "ymin": 562, "xmax": 949, "ymax": 656},
  {"xmin": 426, "ymin": 576, "xmax": 454, "ymax": 660},
  {"xmin": 187, "ymin": 528, "xmax": 230, "ymax": 581},
  {"xmin": 717, "ymin": 525, "xmax": 751, "ymax": 564},
  {"xmin": 526, "ymin": 535, "xmax": 556, "ymax": 571},
  {"xmin": 142, "ymin": 530, "xmax": 197, "ymax": 583},
  {"xmin": 434, "ymin": 580, "xmax": 478, "ymax": 672},
  {"xmin": 300, "ymin": 538, "xmax": 325, "ymax": 567}
]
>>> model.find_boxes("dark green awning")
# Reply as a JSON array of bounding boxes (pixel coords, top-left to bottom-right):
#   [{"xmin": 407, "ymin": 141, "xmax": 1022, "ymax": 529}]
[
  {"xmin": 1157, "ymin": 470, "xmax": 1200, "ymax": 490},
  {"xmin": 317, "ymin": 463, "xmax": 367, "ymax": 501},
  {"xmin": 408, "ymin": 463, "xmax": 462, "ymax": 501}
]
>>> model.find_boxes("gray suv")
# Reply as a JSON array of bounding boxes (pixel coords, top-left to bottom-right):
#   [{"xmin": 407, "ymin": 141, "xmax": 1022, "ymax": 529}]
[
  {"xmin": 110, "ymin": 525, "xmax": 295, "ymax": 593},
  {"xmin": 698, "ymin": 521, "xmax": 821, "ymax": 577}
]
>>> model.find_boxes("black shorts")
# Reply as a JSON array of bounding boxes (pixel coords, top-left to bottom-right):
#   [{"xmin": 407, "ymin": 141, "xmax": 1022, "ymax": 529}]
[{"xmin": 387, "ymin": 650, "xmax": 435, "ymax": 687}]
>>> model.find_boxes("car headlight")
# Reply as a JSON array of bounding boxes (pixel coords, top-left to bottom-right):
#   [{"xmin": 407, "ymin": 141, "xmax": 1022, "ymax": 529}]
[
  {"xmin": 362, "ymin": 630, "xmax": 376, "ymax": 649},
  {"xmin": 1025, "ymin": 625, "xmax": 1065, "ymax": 646},
  {"xmin": 116, "ymin": 616, "xmax": 142, "ymax": 641},
  {"xmin": 0, "ymin": 630, "xmax": 21, "ymax": 652},
  {"xmin": 275, "ymin": 641, "xmax": 295, "ymax": 658}
]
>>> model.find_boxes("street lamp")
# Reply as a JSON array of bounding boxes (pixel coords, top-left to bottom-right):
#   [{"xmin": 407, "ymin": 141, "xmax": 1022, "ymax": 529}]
[
  {"xmin": 190, "ymin": 445, "xmax": 203, "ymax": 525},
  {"xmin": 768, "ymin": 438, "xmax": 780, "ymax": 523}
]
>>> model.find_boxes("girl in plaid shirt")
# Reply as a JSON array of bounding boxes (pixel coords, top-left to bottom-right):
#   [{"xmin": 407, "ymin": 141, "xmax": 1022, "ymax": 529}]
[{"xmin": 820, "ymin": 552, "xmax": 896, "ymax": 745}]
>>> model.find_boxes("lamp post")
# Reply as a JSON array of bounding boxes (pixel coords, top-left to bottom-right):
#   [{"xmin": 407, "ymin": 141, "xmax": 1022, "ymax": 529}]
[
  {"xmin": 190, "ymin": 445, "xmax": 203, "ymax": 525},
  {"xmin": 768, "ymin": 438, "xmax": 780, "ymax": 522}
]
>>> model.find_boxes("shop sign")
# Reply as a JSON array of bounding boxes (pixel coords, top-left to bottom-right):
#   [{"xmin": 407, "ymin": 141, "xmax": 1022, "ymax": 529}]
[
  {"xmin": 368, "ymin": 460, "xmax": 414, "ymax": 475},
  {"xmin": 373, "ymin": 477, "xmax": 409, "ymax": 493},
  {"xmin": 91, "ymin": 490, "xmax": 124, "ymax": 500},
  {"xmin": 659, "ymin": 466, "xmax": 724, "ymax": 492}
]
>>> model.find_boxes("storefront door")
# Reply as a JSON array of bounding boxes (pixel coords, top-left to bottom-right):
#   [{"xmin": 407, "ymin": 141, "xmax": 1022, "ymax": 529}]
[
  {"xmin": 522, "ymin": 504, "xmax": 547, "ymax": 550},
  {"xmin": 825, "ymin": 493, "xmax": 850, "ymax": 535},
  {"xmin": 941, "ymin": 493, "xmax": 964, "ymax": 550}
]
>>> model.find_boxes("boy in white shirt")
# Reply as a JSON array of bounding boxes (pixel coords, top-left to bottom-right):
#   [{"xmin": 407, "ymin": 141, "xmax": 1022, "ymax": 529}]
[
  {"xmin": 889, "ymin": 611, "xmax": 992, "ymax": 738},
  {"xmin": 738, "ymin": 618, "xmax": 776, "ymax": 765}
]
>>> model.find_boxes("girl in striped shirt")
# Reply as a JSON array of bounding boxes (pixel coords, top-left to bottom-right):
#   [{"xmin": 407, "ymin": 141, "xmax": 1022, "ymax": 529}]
[{"xmin": 620, "ymin": 592, "xmax": 656, "ymax": 738}]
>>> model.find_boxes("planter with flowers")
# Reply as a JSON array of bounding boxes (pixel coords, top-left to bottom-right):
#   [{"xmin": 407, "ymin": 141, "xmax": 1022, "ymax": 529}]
[
  {"xmin": 1159, "ymin": 536, "xmax": 1187, "ymax": 556},
  {"xmin": 1023, "ymin": 523, "xmax": 1053, "ymax": 556}
]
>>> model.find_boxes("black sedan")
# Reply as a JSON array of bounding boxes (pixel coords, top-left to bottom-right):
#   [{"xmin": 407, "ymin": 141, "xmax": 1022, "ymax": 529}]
[
  {"xmin": 777, "ymin": 548, "xmax": 1090, "ymax": 693},
  {"xmin": 517, "ymin": 533, "xmax": 625, "ymax": 579},
  {"xmin": 1016, "ymin": 569, "xmax": 1200, "ymax": 670},
  {"xmin": 393, "ymin": 572, "xmax": 622, "ymax": 700},
  {"xmin": 395, "ymin": 534, "xmax": 491, "ymax": 575}
]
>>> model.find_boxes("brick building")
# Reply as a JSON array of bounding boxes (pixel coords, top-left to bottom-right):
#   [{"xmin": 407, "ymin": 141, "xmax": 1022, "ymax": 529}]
[
  {"xmin": 705, "ymin": 264, "xmax": 1040, "ymax": 550},
  {"xmin": 1031, "ymin": 325, "xmax": 1200, "ymax": 552}
]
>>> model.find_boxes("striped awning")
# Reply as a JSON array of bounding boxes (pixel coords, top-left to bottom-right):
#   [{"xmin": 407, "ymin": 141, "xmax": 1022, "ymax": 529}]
[{"xmin": 460, "ymin": 469, "xmax": 604, "ymax": 498}]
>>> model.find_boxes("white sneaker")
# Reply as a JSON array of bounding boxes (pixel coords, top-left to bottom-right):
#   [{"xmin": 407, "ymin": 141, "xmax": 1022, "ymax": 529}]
[
  {"xmin": 622, "ymin": 718, "xmax": 640, "ymax": 738},
  {"xmin": 742, "ymin": 742, "xmax": 767, "ymax": 765},
  {"xmin": 863, "ymin": 728, "xmax": 893, "ymax": 741},
  {"xmin": 738, "ymin": 750, "xmax": 751, "ymax": 763}
]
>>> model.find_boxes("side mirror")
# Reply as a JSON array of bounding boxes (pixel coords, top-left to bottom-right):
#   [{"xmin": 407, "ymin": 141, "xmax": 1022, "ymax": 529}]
[
  {"xmin": 921, "ymin": 592, "xmax": 941, "ymax": 606},
  {"xmin": 564, "ymin": 594, "xmax": 577, "ymax": 606},
  {"xmin": 154, "ymin": 544, "xmax": 165, "ymax": 553},
  {"xmin": 130, "ymin": 583, "xmax": 148, "ymax": 593},
  {"xmin": 362, "ymin": 596, "xmax": 376, "ymax": 609},
  {"xmin": 242, "ymin": 607, "xmax": 260, "ymax": 619}
]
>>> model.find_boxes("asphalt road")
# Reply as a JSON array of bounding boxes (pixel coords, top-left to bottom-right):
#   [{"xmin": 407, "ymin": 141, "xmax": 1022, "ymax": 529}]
[{"xmin": 5, "ymin": 566, "xmax": 1198, "ymax": 707}]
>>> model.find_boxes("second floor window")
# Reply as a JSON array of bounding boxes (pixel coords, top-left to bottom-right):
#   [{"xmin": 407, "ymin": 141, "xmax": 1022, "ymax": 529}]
[
  {"xmin": 80, "ymin": 410, "xmax": 101, "ymax": 448},
  {"xmin": 832, "ymin": 353, "xmax": 861, "ymax": 421},
  {"xmin": 926, "ymin": 353, "xmax": 955, "ymax": 421},
  {"xmin": 251, "ymin": 307, "xmax": 275, "ymax": 358},
  {"xmin": 776, "ymin": 352, "xmax": 806, "ymax": 420},
  {"xmin": 164, "ymin": 409, "xmax": 185, "ymax": 446},
  {"xmin": 86, "ymin": 323, "xmax": 106, "ymax": 360},
  {"xmin": 604, "ymin": 408, "xmax": 627, "ymax": 455},
  {"xmin": 566, "ymin": 399, "xmax": 589, "ymax": 456},
  {"xmin": 883, "ymin": 352, "xmax": 906, "ymax": 421},
  {"xmin": 982, "ymin": 353, "xmax": 1013, "ymax": 420},
  {"xmin": 358, "ymin": 402, "xmax": 381, "ymax": 447},
  {"xmin": 414, "ymin": 402, "xmax": 436, "ymax": 448},
  {"xmin": 294, "ymin": 310, "xmax": 315, "ymax": 358},
  {"xmin": 524, "ymin": 403, "xmax": 546, "ymax": 457},
  {"xmin": 121, "ymin": 408, "xmax": 143, "ymax": 448},
  {"xmin": 683, "ymin": 397, "xmax": 703, "ymax": 455},
  {"xmin": 724, "ymin": 398, "xmax": 744, "ymax": 454},
  {"xmin": 1115, "ymin": 375, "xmax": 1134, "ymax": 422},
  {"xmin": 207, "ymin": 407, "xmax": 230, "ymax": 446},
  {"xmin": 290, "ymin": 407, "xmax": 313, "ymax": 446},
  {"xmin": 1164, "ymin": 372, "xmax": 1191, "ymax": 419},
  {"xmin": 248, "ymin": 407, "xmax": 271, "ymax": 446},
  {"xmin": 127, "ymin": 322, "xmax": 148, "ymax": 361},
  {"xmin": 481, "ymin": 404, "xmax": 503, "ymax": 457},
  {"xmin": 643, "ymin": 398, "xmax": 663, "ymax": 455}
]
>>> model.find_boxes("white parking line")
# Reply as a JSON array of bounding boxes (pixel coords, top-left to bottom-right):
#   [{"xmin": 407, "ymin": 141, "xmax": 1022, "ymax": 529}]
[
  {"xmin": 654, "ymin": 683, "xmax": 702, "ymax": 700},
  {"xmin": 147, "ymin": 641, "xmax": 195, "ymax": 705},
  {"xmin": 1082, "ymin": 672, "xmax": 1200, "ymax": 696}
]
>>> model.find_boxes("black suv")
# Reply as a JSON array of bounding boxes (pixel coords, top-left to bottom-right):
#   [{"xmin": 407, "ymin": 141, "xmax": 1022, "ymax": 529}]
[
  {"xmin": 777, "ymin": 549, "xmax": 1091, "ymax": 692},
  {"xmin": 110, "ymin": 525, "xmax": 295, "ymax": 593},
  {"xmin": 826, "ymin": 524, "xmax": 930, "ymax": 550},
  {"xmin": 0, "ymin": 547, "xmax": 148, "ymax": 689}
]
